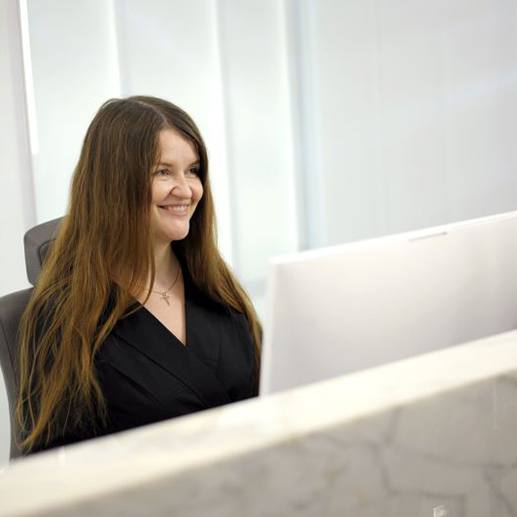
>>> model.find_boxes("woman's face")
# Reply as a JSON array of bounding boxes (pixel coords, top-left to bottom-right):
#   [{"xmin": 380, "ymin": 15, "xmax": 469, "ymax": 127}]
[{"xmin": 149, "ymin": 128, "xmax": 204, "ymax": 246}]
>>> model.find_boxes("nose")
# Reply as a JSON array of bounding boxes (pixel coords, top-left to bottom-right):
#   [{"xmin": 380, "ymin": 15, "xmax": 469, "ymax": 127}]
[{"xmin": 170, "ymin": 173, "xmax": 192, "ymax": 197}]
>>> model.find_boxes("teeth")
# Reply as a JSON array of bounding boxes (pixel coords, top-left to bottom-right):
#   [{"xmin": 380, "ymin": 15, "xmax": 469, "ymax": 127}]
[{"xmin": 161, "ymin": 205, "xmax": 189, "ymax": 213}]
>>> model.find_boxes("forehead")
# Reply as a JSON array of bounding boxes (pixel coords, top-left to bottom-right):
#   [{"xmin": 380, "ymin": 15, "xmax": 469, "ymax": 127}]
[{"xmin": 157, "ymin": 128, "xmax": 198, "ymax": 163}]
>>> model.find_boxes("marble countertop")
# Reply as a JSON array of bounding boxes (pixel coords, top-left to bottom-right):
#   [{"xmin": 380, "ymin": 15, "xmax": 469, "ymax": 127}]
[{"xmin": 2, "ymin": 329, "xmax": 517, "ymax": 516}]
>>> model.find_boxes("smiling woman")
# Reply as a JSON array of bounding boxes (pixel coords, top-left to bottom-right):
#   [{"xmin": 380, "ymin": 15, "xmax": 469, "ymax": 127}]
[{"xmin": 15, "ymin": 96, "xmax": 262, "ymax": 454}]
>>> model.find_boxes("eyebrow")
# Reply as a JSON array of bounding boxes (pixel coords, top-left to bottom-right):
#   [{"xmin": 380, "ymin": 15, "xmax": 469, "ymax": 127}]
[{"xmin": 156, "ymin": 160, "xmax": 200, "ymax": 168}]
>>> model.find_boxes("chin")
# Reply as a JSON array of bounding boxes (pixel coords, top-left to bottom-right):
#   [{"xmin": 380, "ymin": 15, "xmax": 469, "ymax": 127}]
[
  {"xmin": 165, "ymin": 224, "xmax": 190, "ymax": 242},
  {"xmin": 152, "ymin": 217, "xmax": 193, "ymax": 244},
  {"xmin": 171, "ymin": 232, "xmax": 189, "ymax": 242}
]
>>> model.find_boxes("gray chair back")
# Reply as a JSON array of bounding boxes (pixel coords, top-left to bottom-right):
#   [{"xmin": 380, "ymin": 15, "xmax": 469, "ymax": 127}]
[{"xmin": 0, "ymin": 217, "xmax": 62, "ymax": 459}]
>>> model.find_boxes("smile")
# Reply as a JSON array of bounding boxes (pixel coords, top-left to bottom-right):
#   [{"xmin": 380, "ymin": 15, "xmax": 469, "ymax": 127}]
[{"xmin": 158, "ymin": 204, "xmax": 190, "ymax": 215}]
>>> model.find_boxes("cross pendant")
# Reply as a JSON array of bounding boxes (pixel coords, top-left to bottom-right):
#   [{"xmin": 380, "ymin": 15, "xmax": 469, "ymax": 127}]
[{"xmin": 160, "ymin": 292, "xmax": 170, "ymax": 305}]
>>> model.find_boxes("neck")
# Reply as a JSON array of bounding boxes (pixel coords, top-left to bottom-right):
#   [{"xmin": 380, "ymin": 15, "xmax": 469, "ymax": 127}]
[{"xmin": 152, "ymin": 242, "xmax": 179, "ymax": 290}]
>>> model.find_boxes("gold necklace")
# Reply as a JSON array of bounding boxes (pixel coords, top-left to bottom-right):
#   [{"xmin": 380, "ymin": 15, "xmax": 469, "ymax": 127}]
[{"xmin": 151, "ymin": 265, "xmax": 181, "ymax": 306}]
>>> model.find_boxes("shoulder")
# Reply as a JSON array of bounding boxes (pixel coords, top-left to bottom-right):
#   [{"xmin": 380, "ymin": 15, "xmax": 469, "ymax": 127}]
[
  {"xmin": 227, "ymin": 307, "xmax": 251, "ymax": 331},
  {"xmin": 225, "ymin": 308, "xmax": 255, "ymax": 363}
]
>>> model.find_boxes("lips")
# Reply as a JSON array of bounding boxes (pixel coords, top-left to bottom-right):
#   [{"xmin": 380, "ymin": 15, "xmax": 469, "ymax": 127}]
[{"xmin": 159, "ymin": 204, "xmax": 190, "ymax": 215}]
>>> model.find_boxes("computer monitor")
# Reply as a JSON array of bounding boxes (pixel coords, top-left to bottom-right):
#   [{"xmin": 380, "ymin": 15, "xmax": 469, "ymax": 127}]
[{"xmin": 259, "ymin": 211, "xmax": 517, "ymax": 395}]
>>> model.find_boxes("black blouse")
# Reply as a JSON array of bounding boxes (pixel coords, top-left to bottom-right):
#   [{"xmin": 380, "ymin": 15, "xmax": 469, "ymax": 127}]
[{"xmin": 31, "ymin": 265, "xmax": 257, "ymax": 453}]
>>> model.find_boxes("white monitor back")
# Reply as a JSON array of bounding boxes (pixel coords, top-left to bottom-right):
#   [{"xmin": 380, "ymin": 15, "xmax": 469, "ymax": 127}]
[{"xmin": 260, "ymin": 211, "xmax": 517, "ymax": 395}]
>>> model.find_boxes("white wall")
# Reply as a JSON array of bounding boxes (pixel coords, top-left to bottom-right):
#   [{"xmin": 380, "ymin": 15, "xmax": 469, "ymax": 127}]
[
  {"xmin": 304, "ymin": 0, "xmax": 517, "ymax": 246},
  {"xmin": 27, "ymin": 0, "xmax": 121, "ymax": 223},
  {"xmin": 216, "ymin": 0, "xmax": 298, "ymax": 281},
  {"xmin": 0, "ymin": 0, "xmax": 35, "ymax": 466}
]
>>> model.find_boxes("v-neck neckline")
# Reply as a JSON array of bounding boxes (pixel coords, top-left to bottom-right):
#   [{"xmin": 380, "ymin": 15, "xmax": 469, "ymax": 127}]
[
  {"xmin": 110, "ymin": 289, "xmax": 231, "ymax": 408},
  {"xmin": 108, "ymin": 259, "xmax": 229, "ymax": 405},
  {"xmin": 138, "ymin": 300, "xmax": 190, "ymax": 348}
]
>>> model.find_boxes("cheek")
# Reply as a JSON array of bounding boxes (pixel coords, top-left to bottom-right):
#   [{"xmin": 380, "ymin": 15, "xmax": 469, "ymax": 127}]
[
  {"xmin": 151, "ymin": 182, "xmax": 166, "ymax": 204},
  {"xmin": 193, "ymin": 181, "xmax": 204, "ymax": 203}
]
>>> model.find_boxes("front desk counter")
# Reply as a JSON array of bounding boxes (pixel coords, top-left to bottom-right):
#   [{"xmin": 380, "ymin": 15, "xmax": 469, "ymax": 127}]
[{"xmin": 2, "ymin": 330, "xmax": 517, "ymax": 517}]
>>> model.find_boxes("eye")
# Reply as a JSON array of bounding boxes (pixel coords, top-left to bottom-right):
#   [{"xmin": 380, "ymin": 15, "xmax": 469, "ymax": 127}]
[
  {"xmin": 187, "ymin": 166, "xmax": 200, "ymax": 176},
  {"xmin": 154, "ymin": 168, "xmax": 171, "ymax": 177}
]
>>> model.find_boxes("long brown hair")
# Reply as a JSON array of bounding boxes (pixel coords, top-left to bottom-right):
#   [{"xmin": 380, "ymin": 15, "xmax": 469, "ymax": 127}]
[{"xmin": 16, "ymin": 96, "xmax": 262, "ymax": 452}]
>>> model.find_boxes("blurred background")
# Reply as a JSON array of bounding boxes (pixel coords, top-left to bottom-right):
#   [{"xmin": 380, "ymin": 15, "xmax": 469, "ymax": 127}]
[{"xmin": 2, "ymin": 0, "xmax": 517, "ymax": 463}]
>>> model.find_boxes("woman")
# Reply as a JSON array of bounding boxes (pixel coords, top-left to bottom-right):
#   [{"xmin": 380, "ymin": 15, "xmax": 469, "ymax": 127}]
[{"xmin": 15, "ymin": 96, "xmax": 262, "ymax": 454}]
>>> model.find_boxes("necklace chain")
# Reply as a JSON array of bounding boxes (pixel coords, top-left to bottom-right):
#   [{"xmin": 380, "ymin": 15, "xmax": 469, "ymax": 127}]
[{"xmin": 151, "ymin": 265, "xmax": 181, "ymax": 306}]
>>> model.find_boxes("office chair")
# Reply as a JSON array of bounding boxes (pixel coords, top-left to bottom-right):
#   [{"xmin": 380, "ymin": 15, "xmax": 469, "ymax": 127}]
[{"xmin": 0, "ymin": 218, "xmax": 62, "ymax": 459}]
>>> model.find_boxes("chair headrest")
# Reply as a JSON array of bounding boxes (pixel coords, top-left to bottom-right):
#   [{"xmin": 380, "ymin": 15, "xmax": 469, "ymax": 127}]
[{"xmin": 23, "ymin": 217, "xmax": 63, "ymax": 286}]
